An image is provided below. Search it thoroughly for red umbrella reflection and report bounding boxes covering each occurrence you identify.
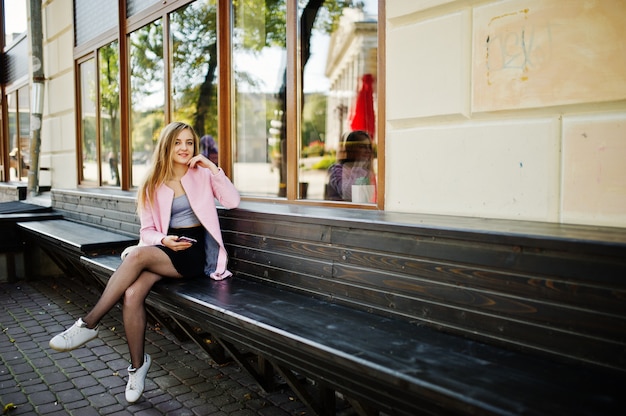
[349,74,376,139]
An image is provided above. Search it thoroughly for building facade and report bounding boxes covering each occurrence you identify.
[1,0,625,227]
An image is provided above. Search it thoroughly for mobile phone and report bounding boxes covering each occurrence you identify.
[177,236,197,244]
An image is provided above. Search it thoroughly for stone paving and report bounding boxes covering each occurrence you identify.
[0,274,308,416]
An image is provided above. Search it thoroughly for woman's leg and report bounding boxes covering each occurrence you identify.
[123,270,163,368]
[83,246,181,328]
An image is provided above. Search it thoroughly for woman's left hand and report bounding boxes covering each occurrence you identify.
[188,154,219,174]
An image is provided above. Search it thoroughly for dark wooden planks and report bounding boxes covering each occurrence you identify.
[142,276,626,416]
[72,200,626,415]
[220,205,626,373]
[18,219,137,255]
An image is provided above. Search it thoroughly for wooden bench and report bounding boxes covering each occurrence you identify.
[1,208,62,282]
[18,219,137,279]
[72,202,626,416]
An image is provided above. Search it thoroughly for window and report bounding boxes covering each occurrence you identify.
[79,58,97,183]
[78,42,122,187]
[3,0,27,47]
[232,0,287,197]
[232,0,379,203]
[300,2,379,203]
[73,0,381,206]
[129,19,164,187]
[6,86,30,181]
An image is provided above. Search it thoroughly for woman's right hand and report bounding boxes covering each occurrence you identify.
[161,235,193,251]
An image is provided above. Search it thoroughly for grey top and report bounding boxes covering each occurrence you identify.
[169,194,201,228]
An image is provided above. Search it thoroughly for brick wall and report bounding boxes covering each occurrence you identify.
[51,189,139,237]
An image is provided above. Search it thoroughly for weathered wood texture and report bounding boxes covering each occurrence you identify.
[80,253,626,416]
[219,203,626,373]
[18,219,137,278]
[25,191,626,415]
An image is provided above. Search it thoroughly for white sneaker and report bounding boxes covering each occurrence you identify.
[49,318,99,352]
[125,354,151,403]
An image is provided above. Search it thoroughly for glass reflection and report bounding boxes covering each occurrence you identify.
[233,0,287,197]
[171,0,218,157]
[130,20,164,187]
[7,93,16,180]
[79,59,97,184]
[3,0,27,46]
[7,87,31,181]
[7,90,29,182]
[299,1,378,202]
[99,41,121,186]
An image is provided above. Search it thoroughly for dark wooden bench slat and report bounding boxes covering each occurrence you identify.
[0,201,52,214]
[18,219,137,254]
[222,208,626,374]
[1,213,63,249]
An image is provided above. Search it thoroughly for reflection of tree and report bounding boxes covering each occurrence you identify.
[129,21,165,160]
[128,2,219,137]
[170,2,218,137]
[302,93,327,147]
[99,42,121,185]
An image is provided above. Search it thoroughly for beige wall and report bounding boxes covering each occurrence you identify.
[41,0,77,189]
[386,0,626,227]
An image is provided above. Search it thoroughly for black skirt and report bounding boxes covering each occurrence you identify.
[156,226,206,277]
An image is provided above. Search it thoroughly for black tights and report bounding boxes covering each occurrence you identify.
[82,246,182,368]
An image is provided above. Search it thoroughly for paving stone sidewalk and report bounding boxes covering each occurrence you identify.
[0,275,308,416]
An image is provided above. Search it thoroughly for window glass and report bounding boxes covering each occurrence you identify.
[79,58,98,184]
[170,0,218,160]
[127,0,161,17]
[300,0,378,203]
[74,0,118,47]
[99,41,121,186]
[232,0,287,198]
[130,20,164,187]
[8,86,31,181]
[7,92,18,180]
[3,0,27,46]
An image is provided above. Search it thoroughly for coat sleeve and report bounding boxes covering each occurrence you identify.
[139,194,168,246]
[210,168,240,209]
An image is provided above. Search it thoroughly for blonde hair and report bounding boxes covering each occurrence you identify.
[137,122,199,211]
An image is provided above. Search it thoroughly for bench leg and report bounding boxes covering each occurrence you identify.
[168,316,230,365]
[214,337,276,391]
[345,397,379,416]
[273,363,335,416]
[146,308,193,344]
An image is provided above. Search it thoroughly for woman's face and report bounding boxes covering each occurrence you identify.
[346,139,372,161]
[354,141,372,160]
[171,128,195,166]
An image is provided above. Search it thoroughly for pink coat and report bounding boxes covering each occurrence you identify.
[139,167,240,279]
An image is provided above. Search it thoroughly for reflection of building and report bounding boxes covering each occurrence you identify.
[236,93,278,163]
[325,7,377,152]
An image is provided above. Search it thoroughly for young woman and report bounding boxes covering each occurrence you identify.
[49,122,240,403]
[325,130,377,202]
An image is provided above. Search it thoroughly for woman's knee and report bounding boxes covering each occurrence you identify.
[123,273,159,307]
[124,246,151,265]
[123,285,146,308]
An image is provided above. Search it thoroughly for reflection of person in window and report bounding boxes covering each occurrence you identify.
[325,130,376,202]
[108,151,119,185]
[9,147,27,177]
[200,135,218,166]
